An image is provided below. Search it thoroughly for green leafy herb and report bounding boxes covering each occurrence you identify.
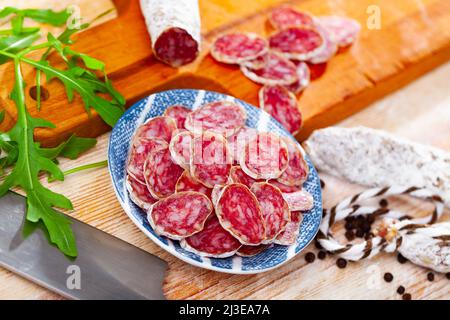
[48,160,108,183]
[0,8,124,257]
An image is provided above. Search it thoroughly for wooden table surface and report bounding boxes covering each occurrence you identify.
[0,58,448,300]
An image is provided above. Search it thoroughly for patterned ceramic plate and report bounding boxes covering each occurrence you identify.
[108,89,322,274]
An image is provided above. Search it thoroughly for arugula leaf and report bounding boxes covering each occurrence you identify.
[0,59,76,256]
[0,7,70,26]
[0,110,5,123]
[0,32,40,64]
[38,135,97,160]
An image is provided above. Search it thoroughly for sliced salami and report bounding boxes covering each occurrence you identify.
[229,166,262,189]
[274,211,303,245]
[240,132,289,180]
[315,16,360,47]
[269,6,315,30]
[127,137,168,184]
[308,24,338,64]
[227,126,258,164]
[240,53,267,69]
[126,175,157,210]
[269,27,325,61]
[148,191,213,240]
[191,132,232,188]
[185,101,246,137]
[236,244,270,257]
[164,105,191,129]
[268,180,302,193]
[169,130,193,170]
[285,61,310,94]
[259,85,302,135]
[180,215,241,258]
[135,116,177,142]
[251,182,290,243]
[139,0,201,67]
[282,189,314,211]
[216,183,265,245]
[241,51,298,86]
[144,145,184,198]
[211,185,224,207]
[211,33,268,64]
[278,138,309,186]
[176,170,212,198]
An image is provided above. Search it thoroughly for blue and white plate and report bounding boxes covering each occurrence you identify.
[108,89,322,274]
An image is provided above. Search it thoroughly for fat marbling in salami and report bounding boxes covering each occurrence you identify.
[164,105,191,129]
[211,33,268,64]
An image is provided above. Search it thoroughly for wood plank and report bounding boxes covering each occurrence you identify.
[0,60,449,300]
[0,0,449,146]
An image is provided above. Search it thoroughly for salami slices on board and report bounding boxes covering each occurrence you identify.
[148,191,213,240]
[191,132,233,188]
[259,85,302,135]
[269,27,325,61]
[139,0,201,67]
[126,175,157,210]
[169,130,193,170]
[181,215,242,258]
[315,16,360,47]
[269,6,315,30]
[240,132,289,180]
[185,101,246,137]
[127,137,168,184]
[251,182,290,242]
[211,33,268,64]
[164,105,191,129]
[277,138,309,186]
[216,183,265,245]
[285,61,310,94]
[135,116,177,142]
[308,23,338,64]
[241,51,298,86]
[144,145,184,198]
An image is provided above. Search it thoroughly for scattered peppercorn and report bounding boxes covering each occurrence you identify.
[345,230,355,241]
[305,252,316,263]
[427,272,435,282]
[446,273,450,280]
[384,272,394,282]
[402,293,412,300]
[318,251,326,260]
[379,199,388,207]
[397,253,407,264]
[336,258,347,269]
[320,179,325,189]
[314,240,323,250]
[355,229,365,238]
[397,286,405,295]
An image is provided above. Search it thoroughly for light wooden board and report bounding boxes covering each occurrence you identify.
[0,0,449,146]
[0,60,449,300]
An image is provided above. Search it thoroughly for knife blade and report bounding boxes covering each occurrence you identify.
[0,191,167,300]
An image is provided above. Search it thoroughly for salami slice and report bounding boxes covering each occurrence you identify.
[269,27,325,60]
[211,33,268,64]
[144,145,184,198]
[241,51,298,86]
[135,116,177,142]
[211,185,224,207]
[164,105,191,129]
[285,61,310,94]
[227,126,258,164]
[185,101,246,137]
[139,0,201,67]
[191,132,232,188]
[169,130,193,170]
[278,138,309,186]
[236,244,270,257]
[259,85,302,135]
[127,137,168,184]
[316,16,360,47]
[148,191,213,240]
[180,215,241,258]
[269,6,315,30]
[274,211,303,245]
[282,189,314,211]
[216,183,265,245]
[268,180,302,193]
[240,53,267,69]
[126,175,157,210]
[251,182,290,242]
[308,24,338,64]
[240,132,289,180]
[176,170,212,198]
[229,166,262,188]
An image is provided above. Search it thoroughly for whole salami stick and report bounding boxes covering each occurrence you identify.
[317,185,450,273]
[140,0,201,67]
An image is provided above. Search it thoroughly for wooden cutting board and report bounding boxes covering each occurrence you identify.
[0,0,449,147]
